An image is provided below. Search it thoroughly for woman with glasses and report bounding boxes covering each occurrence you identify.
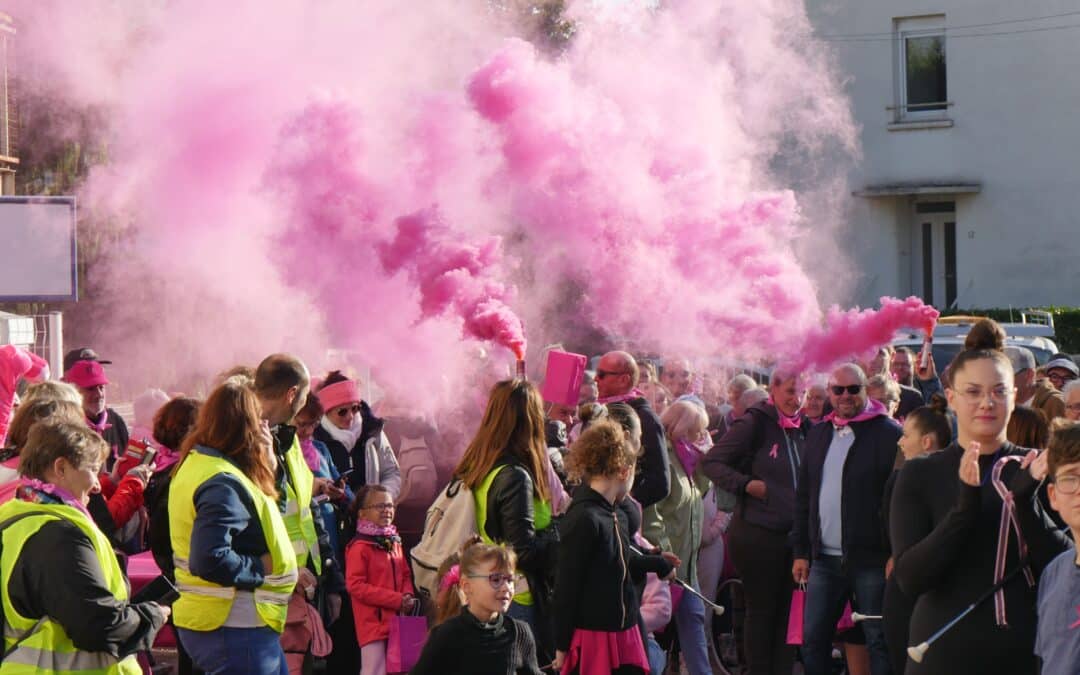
[1062,380,1080,422]
[889,319,1067,675]
[702,370,810,675]
[454,379,559,664]
[411,541,543,675]
[345,484,415,675]
[313,371,401,496]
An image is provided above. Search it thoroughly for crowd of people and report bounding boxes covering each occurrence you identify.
[0,320,1079,674]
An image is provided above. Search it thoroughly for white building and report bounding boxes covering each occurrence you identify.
[804,1,1080,309]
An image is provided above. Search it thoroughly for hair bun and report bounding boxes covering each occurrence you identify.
[927,392,949,415]
[963,319,1006,352]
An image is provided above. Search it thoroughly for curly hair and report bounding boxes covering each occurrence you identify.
[565,419,640,482]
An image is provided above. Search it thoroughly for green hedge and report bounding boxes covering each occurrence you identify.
[942,307,1080,354]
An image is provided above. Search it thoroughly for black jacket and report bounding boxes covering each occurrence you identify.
[313,401,383,492]
[483,455,559,661]
[410,609,543,675]
[626,397,670,509]
[792,414,901,567]
[8,519,165,658]
[703,402,810,534]
[553,486,673,652]
[99,409,130,472]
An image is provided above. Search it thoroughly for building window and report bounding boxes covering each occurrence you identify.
[895,16,948,121]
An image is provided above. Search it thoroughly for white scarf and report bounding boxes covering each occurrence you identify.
[320,414,363,450]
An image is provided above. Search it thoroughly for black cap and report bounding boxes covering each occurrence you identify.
[63,347,112,374]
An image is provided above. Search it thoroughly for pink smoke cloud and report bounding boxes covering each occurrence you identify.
[8,0,859,406]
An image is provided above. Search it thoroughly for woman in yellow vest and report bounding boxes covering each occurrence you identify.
[0,421,167,674]
[454,379,558,664]
[169,381,298,675]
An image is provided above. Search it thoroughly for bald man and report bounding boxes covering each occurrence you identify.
[596,350,670,508]
[791,364,900,675]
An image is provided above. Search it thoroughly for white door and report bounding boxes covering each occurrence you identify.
[911,201,957,309]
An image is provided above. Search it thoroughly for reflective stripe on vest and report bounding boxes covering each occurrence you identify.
[473,465,553,606]
[280,435,321,575]
[169,448,299,633]
[0,501,140,675]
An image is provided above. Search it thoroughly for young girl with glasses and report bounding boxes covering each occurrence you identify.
[345,484,416,675]
[411,540,543,674]
[553,419,676,675]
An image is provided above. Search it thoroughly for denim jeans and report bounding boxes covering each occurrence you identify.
[177,626,289,675]
[801,556,890,675]
[646,636,667,675]
[675,588,712,675]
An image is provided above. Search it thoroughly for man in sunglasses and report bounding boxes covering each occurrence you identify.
[595,351,670,508]
[791,363,901,675]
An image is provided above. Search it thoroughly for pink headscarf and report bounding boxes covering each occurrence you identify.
[316,380,361,413]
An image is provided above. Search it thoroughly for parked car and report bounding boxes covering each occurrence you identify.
[892,311,1059,373]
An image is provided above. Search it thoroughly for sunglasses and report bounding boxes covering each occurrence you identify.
[596,369,628,380]
[829,384,864,396]
[465,572,517,589]
[334,404,362,418]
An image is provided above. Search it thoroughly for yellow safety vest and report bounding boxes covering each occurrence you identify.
[0,499,140,674]
[279,434,321,575]
[474,465,552,606]
[169,448,298,633]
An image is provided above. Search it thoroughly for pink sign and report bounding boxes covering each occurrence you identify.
[541,350,587,407]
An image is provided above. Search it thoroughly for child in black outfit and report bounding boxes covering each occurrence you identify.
[410,541,542,675]
[553,419,677,675]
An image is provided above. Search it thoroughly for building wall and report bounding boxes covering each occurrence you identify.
[806,0,1080,308]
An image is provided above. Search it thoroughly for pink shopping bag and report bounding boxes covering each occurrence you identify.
[387,614,427,674]
[836,601,855,631]
[786,584,806,645]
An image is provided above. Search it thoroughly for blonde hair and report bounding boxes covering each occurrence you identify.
[22,381,82,406]
[7,399,85,450]
[659,400,708,443]
[867,374,901,410]
[454,380,551,502]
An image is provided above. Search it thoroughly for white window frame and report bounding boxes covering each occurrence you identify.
[894,16,949,123]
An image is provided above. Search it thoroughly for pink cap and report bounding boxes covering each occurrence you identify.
[316,380,361,412]
[64,360,110,388]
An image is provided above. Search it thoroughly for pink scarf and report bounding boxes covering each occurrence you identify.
[767,398,804,430]
[300,438,322,473]
[154,446,182,472]
[825,399,888,427]
[597,388,647,405]
[675,437,712,478]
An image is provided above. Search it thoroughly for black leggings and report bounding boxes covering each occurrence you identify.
[727,516,795,675]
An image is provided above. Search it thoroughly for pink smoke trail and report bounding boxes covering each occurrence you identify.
[791,296,940,374]
[377,210,526,360]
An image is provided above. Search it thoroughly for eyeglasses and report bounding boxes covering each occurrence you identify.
[363,503,395,511]
[596,369,629,380]
[334,405,362,418]
[829,384,863,396]
[465,572,517,589]
[1067,403,1080,413]
[956,386,1011,405]
[1054,474,1080,495]
[1048,372,1078,386]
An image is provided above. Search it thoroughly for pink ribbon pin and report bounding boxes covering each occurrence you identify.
[769,443,779,459]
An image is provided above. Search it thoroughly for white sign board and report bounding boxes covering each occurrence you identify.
[0,197,77,301]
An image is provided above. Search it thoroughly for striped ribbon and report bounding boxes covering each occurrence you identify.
[989,455,1036,627]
